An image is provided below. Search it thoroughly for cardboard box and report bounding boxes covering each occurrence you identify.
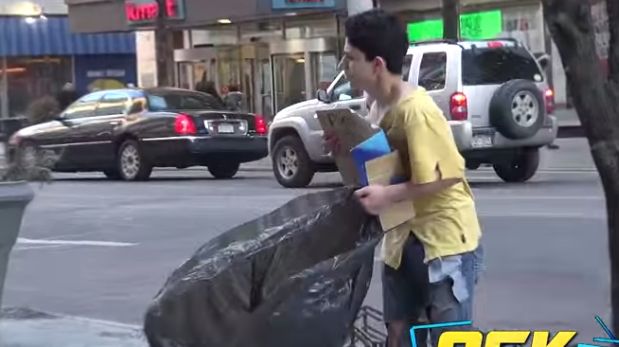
[317,108,414,231]
[316,108,377,186]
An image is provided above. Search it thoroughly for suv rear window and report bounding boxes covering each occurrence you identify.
[462,46,542,85]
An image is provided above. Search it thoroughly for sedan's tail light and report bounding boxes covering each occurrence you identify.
[174,114,197,135]
[254,114,267,135]
[450,92,468,121]
[544,88,555,115]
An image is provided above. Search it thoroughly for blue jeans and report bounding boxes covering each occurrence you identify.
[427,246,484,345]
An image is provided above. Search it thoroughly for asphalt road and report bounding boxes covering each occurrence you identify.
[3,138,610,343]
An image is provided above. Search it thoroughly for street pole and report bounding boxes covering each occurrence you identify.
[154,0,174,87]
[1,55,8,119]
[442,0,460,40]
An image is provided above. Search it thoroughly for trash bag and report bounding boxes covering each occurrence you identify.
[144,187,382,347]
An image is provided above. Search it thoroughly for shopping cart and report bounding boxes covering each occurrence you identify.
[346,306,387,347]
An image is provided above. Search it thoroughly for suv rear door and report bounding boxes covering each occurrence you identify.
[409,44,461,119]
[460,41,546,128]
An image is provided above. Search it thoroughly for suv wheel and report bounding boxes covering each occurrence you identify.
[208,162,240,179]
[489,79,545,140]
[272,135,315,188]
[493,148,540,183]
[118,140,152,181]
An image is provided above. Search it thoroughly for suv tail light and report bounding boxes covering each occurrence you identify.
[174,113,197,135]
[544,88,555,115]
[450,92,468,121]
[254,114,268,135]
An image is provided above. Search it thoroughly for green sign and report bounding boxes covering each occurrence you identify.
[407,10,503,42]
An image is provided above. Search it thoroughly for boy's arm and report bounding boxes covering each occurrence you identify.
[355,172,460,215]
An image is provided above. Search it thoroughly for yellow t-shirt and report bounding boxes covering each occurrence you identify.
[380,87,482,268]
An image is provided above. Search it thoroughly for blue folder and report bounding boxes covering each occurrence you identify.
[350,130,392,187]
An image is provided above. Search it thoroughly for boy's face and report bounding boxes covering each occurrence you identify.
[341,39,379,92]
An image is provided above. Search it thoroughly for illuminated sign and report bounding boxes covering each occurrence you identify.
[125,0,185,25]
[272,0,335,10]
[407,10,503,42]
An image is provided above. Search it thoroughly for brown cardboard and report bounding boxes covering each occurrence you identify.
[364,151,415,231]
[316,108,377,186]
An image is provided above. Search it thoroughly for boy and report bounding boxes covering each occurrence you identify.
[325,9,483,347]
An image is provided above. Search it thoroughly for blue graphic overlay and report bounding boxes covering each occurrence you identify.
[409,320,472,347]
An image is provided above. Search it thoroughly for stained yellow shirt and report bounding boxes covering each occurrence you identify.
[380,87,482,268]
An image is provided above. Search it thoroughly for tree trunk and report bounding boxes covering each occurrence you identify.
[154,0,175,87]
[442,0,459,40]
[542,0,619,335]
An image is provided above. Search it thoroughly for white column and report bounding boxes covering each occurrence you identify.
[136,31,158,88]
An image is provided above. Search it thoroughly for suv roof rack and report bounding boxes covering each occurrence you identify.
[464,37,521,46]
[410,39,459,46]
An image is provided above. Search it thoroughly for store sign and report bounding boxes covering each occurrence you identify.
[125,0,185,25]
[407,10,503,42]
[87,70,127,78]
[272,0,335,10]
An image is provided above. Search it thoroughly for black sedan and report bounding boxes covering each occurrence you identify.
[8,88,269,181]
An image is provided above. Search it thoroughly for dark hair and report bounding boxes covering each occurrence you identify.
[345,9,409,75]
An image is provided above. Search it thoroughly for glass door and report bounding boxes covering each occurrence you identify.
[272,53,307,114]
[309,51,338,94]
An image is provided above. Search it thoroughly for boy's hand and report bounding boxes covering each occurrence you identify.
[322,130,342,155]
[355,185,391,216]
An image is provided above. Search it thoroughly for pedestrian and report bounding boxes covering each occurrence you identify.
[325,9,483,347]
[196,80,225,108]
[56,82,79,110]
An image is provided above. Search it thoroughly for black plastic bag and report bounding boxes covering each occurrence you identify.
[144,187,382,347]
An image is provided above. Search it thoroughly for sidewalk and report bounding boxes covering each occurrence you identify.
[0,307,147,347]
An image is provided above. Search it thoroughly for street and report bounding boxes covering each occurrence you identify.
[2,138,610,343]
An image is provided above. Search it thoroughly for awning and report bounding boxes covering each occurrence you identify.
[0,16,136,57]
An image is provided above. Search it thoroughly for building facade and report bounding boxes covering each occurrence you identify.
[379,0,610,109]
[65,0,608,115]
[0,0,137,118]
[65,0,374,118]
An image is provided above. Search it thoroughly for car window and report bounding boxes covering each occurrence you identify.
[402,54,413,81]
[418,52,447,91]
[96,92,131,116]
[147,91,225,111]
[462,46,543,85]
[63,91,105,119]
[330,75,363,102]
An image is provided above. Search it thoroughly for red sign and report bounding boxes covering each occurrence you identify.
[125,0,185,24]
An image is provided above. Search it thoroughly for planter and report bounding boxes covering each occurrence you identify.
[0,181,34,308]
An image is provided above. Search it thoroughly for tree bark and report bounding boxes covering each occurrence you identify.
[442,0,459,40]
[543,0,619,336]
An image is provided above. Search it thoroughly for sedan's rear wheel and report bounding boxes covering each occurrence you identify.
[117,140,152,181]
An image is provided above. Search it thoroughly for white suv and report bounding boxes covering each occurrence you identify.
[268,39,558,188]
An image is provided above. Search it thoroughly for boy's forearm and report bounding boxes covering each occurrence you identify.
[384,178,462,203]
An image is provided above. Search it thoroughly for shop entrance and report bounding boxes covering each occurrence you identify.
[174,44,273,117]
[269,38,339,114]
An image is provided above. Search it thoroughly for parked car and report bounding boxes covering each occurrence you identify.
[268,38,557,188]
[8,88,269,181]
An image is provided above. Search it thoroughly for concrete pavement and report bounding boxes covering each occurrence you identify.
[0,135,605,346]
[1,308,146,347]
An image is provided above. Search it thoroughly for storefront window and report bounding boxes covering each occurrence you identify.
[240,21,283,44]
[192,26,238,46]
[6,56,73,117]
[285,16,337,39]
